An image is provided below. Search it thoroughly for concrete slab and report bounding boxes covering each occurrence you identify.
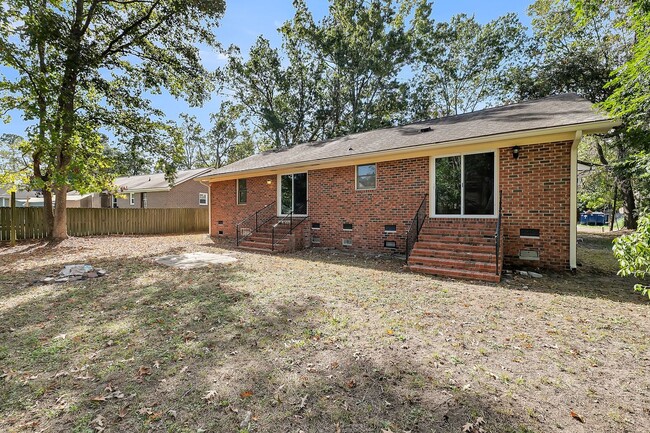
[154,252,238,269]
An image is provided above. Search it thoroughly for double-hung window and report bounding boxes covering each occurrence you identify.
[433,152,495,216]
[356,164,376,190]
[199,192,208,205]
[237,179,247,204]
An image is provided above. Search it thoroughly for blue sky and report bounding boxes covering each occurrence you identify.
[1,0,532,141]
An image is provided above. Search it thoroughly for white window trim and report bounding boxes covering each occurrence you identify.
[355,163,377,190]
[199,192,208,206]
[129,193,135,206]
[429,150,499,219]
[237,179,247,205]
[276,172,308,216]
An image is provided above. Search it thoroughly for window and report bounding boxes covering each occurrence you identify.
[311,222,321,229]
[356,164,376,190]
[112,195,118,208]
[199,193,208,206]
[384,224,397,232]
[130,193,135,206]
[343,223,353,231]
[141,192,148,208]
[434,152,495,216]
[384,240,397,249]
[237,179,247,204]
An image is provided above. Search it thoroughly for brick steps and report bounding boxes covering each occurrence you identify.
[413,241,495,254]
[410,248,494,262]
[409,264,501,283]
[408,218,501,282]
[418,234,494,245]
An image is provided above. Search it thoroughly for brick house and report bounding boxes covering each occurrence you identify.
[100,168,211,209]
[196,94,618,281]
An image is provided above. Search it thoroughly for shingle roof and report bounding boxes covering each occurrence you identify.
[115,168,212,192]
[199,94,614,179]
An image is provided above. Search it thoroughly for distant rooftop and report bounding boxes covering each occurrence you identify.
[115,168,212,192]
[198,93,615,179]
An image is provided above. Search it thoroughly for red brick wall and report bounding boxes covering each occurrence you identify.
[210,143,574,271]
[499,141,573,270]
[308,157,429,252]
[211,175,276,237]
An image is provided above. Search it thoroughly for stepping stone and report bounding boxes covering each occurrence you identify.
[154,252,238,269]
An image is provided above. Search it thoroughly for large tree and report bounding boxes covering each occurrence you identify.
[409,9,526,119]
[506,0,644,229]
[0,0,226,239]
[226,0,415,148]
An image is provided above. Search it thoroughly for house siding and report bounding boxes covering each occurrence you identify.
[112,180,208,209]
[209,139,574,272]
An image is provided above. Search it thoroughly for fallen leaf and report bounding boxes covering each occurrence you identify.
[346,379,357,389]
[203,389,218,402]
[137,366,151,377]
[90,395,106,402]
[240,390,254,399]
[118,405,129,418]
[570,410,585,423]
[386,329,394,335]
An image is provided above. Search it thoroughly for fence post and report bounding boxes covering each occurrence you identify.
[10,191,16,246]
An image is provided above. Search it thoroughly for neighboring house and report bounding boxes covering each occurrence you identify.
[0,188,91,208]
[197,94,618,282]
[102,168,211,209]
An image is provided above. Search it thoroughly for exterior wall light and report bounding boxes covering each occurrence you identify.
[513,146,520,159]
[266,179,272,185]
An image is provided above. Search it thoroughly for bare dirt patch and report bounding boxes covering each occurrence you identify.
[0,233,648,432]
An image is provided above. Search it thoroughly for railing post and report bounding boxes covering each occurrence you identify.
[272,226,275,251]
[236,223,239,246]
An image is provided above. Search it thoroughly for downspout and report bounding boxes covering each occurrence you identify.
[199,180,212,237]
[570,130,582,271]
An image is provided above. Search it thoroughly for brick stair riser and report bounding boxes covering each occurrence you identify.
[239,241,286,252]
[418,234,494,245]
[408,265,501,282]
[410,249,495,262]
[419,229,496,237]
[412,242,495,254]
[408,256,495,272]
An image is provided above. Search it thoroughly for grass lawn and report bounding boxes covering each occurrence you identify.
[1,232,648,433]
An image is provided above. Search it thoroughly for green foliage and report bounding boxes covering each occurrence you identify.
[573,0,650,127]
[613,214,650,298]
[178,102,254,169]
[410,10,526,118]
[225,0,415,148]
[0,0,226,237]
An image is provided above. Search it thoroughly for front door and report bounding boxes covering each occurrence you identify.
[279,173,307,215]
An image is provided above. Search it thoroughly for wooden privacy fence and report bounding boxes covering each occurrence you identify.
[0,207,209,241]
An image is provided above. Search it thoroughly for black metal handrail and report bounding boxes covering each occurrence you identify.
[271,203,309,251]
[405,194,428,260]
[236,201,276,246]
[495,190,503,275]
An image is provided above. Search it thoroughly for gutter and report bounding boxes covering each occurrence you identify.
[197,119,620,183]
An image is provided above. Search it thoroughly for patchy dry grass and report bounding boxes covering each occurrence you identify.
[0,232,648,433]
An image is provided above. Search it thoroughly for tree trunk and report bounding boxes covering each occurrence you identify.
[42,188,55,236]
[617,175,637,229]
[614,141,638,230]
[52,186,69,240]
